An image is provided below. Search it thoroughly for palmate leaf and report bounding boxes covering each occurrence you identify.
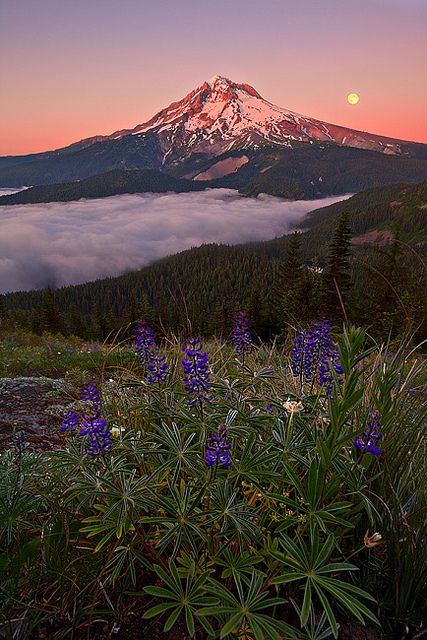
[143,560,217,637]
[271,530,378,637]
[198,572,295,640]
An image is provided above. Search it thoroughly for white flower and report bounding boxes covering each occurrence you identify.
[364,531,382,548]
[111,426,125,437]
[283,398,304,414]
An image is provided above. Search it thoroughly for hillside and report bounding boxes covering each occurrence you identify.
[2,180,425,343]
[0,168,208,205]
[1,145,427,204]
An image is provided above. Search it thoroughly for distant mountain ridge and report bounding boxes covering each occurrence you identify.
[2,145,427,205]
[1,75,426,190]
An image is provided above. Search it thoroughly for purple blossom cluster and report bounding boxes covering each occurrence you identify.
[60,382,112,459]
[231,312,254,357]
[80,414,112,458]
[134,320,168,383]
[182,337,211,406]
[354,410,383,456]
[205,424,232,468]
[12,430,27,457]
[292,320,343,397]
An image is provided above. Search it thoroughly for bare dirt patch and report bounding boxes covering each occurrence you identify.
[352,229,393,246]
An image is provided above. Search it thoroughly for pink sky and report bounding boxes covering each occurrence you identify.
[1,0,426,155]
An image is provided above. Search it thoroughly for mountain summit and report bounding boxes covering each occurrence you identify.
[1,75,426,190]
[107,75,402,159]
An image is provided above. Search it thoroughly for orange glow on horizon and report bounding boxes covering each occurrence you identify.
[1,0,426,155]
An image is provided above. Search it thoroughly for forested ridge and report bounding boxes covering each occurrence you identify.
[1,180,426,342]
[2,143,427,201]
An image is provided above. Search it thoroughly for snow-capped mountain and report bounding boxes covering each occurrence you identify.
[106,75,402,159]
[1,75,426,191]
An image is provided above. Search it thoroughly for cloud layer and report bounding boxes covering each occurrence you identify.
[0,189,349,294]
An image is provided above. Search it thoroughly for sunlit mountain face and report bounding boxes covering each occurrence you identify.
[1,75,426,190]
[107,74,403,161]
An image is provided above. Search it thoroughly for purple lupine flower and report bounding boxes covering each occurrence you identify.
[182,337,211,406]
[134,320,156,367]
[292,320,343,398]
[60,409,80,433]
[12,430,27,456]
[231,312,254,356]
[205,424,232,468]
[134,319,168,384]
[147,352,169,383]
[81,383,102,415]
[80,415,112,458]
[61,382,112,460]
[354,410,383,456]
[266,404,273,412]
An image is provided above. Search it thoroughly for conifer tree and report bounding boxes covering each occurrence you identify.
[66,303,87,338]
[0,296,6,329]
[275,232,303,330]
[323,212,353,321]
[41,288,64,334]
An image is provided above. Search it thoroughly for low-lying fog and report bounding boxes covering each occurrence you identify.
[0,189,350,294]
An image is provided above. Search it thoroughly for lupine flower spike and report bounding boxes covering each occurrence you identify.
[134,320,156,367]
[231,312,254,364]
[61,382,112,459]
[354,410,383,456]
[134,319,168,383]
[182,337,211,406]
[292,319,343,398]
[60,410,80,433]
[205,424,232,468]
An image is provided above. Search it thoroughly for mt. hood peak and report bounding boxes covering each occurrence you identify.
[107,75,403,160]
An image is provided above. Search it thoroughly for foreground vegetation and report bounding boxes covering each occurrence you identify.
[0,322,425,639]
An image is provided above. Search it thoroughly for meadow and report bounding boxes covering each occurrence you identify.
[0,319,425,639]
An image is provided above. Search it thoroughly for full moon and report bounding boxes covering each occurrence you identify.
[347,93,360,105]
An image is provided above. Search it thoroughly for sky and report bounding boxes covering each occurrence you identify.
[0,191,348,293]
[1,0,426,155]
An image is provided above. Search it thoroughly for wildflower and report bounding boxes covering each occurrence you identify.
[283,398,304,413]
[354,410,383,456]
[292,319,343,397]
[111,426,125,437]
[231,311,254,357]
[60,382,112,460]
[205,424,232,468]
[364,531,382,548]
[147,352,169,383]
[12,430,27,456]
[266,404,273,412]
[81,382,102,415]
[60,409,80,433]
[134,319,168,383]
[182,337,211,406]
[80,415,112,458]
[134,320,156,367]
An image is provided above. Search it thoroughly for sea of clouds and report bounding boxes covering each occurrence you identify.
[0,189,350,294]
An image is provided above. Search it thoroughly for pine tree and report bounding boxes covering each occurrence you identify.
[323,212,353,321]
[275,232,303,330]
[66,304,87,338]
[41,288,64,334]
[0,296,6,329]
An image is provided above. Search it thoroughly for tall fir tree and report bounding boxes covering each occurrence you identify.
[322,212,353,321]
[65,303,87,338]
[40,288,64,334]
